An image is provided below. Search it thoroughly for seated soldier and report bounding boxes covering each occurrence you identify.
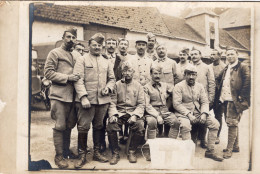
[144,65,181,160]
[173,64,224,162]
[106,61,145,165]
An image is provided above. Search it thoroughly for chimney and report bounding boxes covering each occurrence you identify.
[185,8,219,49]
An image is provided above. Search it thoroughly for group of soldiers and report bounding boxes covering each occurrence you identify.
[44,27,250,169]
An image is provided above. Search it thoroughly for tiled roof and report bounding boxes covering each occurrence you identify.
[161,14,205,43]
[225,27,250,50]
[33,3,170,37]
[219,8,251,28]
[185,8,217,18]
[219,28,248,50]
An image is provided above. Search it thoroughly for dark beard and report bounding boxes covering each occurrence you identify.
[65,42,74,51]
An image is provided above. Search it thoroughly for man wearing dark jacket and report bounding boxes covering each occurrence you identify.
[215,47,250,159]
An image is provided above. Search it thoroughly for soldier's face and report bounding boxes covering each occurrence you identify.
[118,40,129,53]
[185,71,197,86]
[147,38,156,49]
[106,40,117,54]
[190,50,201,63]
[210,50,220,62]
[156,46,167,58]
[89,40,102,56]
[151,69,161,83]
[136,42,147,55]
[179,52,188,63]
[63,32,76,49]
[122,68,134,80]
[226,50,238,64]
[75,45,84,56]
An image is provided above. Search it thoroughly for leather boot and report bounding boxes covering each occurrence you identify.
[205,149,224,162]
[100,129,107,153]
[198,125,207,149]
[128,133,143,163]
[74,132,88,169]
[157,124,163,137]
[108,131,120,165]
[63,129,78,159]
[93,130,108,163]
[191,124,199,143]
[128,150,137,163]
[223,126,238,159]
[164,124,171,137]
[53,129,68,169]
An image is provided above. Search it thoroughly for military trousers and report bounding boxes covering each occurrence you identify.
[74,102,109,133]
[50,99,77,131]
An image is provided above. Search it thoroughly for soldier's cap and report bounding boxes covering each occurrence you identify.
[180,47,190,55]
[121,61,134,71]
[64,27,77,38]
[146,32,156,40]
[90,33,105,44]
[184,64,197,73]
[136,39,147,44]
[155,44,166,50]
[190,46,201,54]
[150,64,163,73]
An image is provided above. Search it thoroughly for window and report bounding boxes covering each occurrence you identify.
[210,39,215,49]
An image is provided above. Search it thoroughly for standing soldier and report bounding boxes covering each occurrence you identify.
[152,44,179,135]
[44,27,79,169]
[132,39,153,81]
[216,47,250,159]
[144,65,180,160]
[104,37,117,66]
[107,61,145,164]
[210,49,226,144]
[173,64,223,162]
[177,48,191,83]
[190,47,215,148]
[73,33,115,168]
[146,32,158,61]
[99,37,118,153]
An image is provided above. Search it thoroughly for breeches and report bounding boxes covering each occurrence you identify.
[50,99,77,131]
[106,114,145,136]
[74,102,109,133]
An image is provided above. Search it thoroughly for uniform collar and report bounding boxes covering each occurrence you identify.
[152,81,161,88]
[229,59,239,69]
[147,49,155,54]
[157,56,166,62]
[192,59,202,66]
[106,51,116,59]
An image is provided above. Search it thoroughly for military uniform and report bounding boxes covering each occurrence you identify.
[144,81,180,139]
[177,61,191,83]
[173,80,220,151]
[146,49,158,61]
[44,41,78,168]
[132,54,153,82]
[73,33,115,168]
[191,59,215,145]
[107,79,145,163]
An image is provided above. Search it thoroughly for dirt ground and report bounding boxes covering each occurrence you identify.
[30,104,251,172]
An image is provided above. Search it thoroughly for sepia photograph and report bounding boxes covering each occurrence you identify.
[0,1,254,173]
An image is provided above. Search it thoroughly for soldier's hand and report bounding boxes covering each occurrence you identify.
[128,115,137,124]
[68,74,80,82]
[188,113,196,124]
[109,115,118,123]
[101,87,109,96]
[199,113,207,124]
[81,96,91,108]
[157,116,164,125]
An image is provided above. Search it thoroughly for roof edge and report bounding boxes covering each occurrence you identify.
[225,30,249,50]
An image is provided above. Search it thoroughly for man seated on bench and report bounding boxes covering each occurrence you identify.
[172,64,223,162]
[144,65,181,161]
[106,61,145,165]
